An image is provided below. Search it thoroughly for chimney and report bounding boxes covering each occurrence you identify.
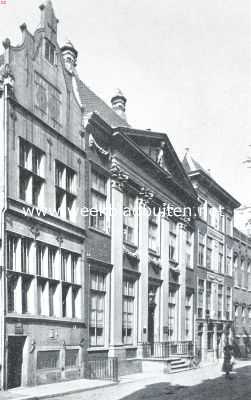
[61,40,78,74]
[111,89,127,120]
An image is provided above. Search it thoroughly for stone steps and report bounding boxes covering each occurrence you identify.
[166,358,192,374]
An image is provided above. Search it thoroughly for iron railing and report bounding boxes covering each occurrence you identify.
[141,341,193,359]
[84,357,119,381]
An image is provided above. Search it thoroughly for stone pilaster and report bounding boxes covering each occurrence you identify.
[213,324,217,360]
[160,217,169,341]
[137,196,150,346]
[110,159,128,355]
[178,223,187,341]
[201,322,207,362]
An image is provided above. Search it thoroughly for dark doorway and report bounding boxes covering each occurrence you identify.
[197,332,203,361]
[148,303,155,344]
[7,336,26,389]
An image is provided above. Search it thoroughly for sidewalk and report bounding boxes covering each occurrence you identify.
[1,360,251,400]
[0,378,117,400]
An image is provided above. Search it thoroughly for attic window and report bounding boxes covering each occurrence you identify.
[45,38,56,65]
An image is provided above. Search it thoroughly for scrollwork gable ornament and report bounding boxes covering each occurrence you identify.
[89,133,110,158]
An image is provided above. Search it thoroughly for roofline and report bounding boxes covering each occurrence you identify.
[188,169,241,209]
[113,130,198,204]
[121,126,167,139]
[119,126,199,200]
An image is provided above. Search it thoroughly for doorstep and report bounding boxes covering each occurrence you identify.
[0,378,117,400]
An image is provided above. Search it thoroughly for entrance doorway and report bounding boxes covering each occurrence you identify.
[7,336,26,389]
[148,303,155,344]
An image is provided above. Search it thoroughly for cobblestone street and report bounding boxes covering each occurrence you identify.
[48,361,251,400]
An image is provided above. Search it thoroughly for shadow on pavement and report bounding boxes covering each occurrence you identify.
[120,365,251,400]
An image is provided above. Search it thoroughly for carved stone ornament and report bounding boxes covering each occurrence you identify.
[110,158,128,191]
[138,187,154,205]
[149,255,162,273]
[30,225,40,239]
[123,245,140,261]
[29,339,36,353]
[157,141,165,167]
[89,133,109,157]
[0,63,15,98]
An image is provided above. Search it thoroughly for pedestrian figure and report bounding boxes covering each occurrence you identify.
[222,344,234,379]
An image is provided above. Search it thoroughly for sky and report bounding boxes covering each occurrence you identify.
[1,0,251,209]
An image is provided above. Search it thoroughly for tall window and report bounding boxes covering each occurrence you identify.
[55,161,76,221]
[148,212,159,252]
[207,323,214,350]
[197,279,204,318]
[71,255,78,284]
[198,232,205,267]
[49,283,56,317]
[225,287,231,320]
[62,285,69,317]
[219,208,224,232]
[60,251,80,318]
[61,251,69,282]
[226,247,232,275]
[21,238,31,273]
[226,217,232,236]
[207,204,213,226]
[233,254,238,286]
[169,221,177,262]
[185,294,193,340]
[241,306,246,323]
[122,280,135,344]
[168,290,176,339]
[7,236,18,271]
[48,247,56,279]
[248,261,251,291]
[22,278,31,314]
[185,231,193,268]
[90,170,107,232]
[206,281,212,317]
[241,259,245,289]
[37,279,47,316]
[45,38,56,65]
[218,243,224,274]
[198,198,205,220]
[8,277,17,313]
[36,243,45,276]
[89,272,106,346]
[123,193,135,244]
[206,237,213,269]
[19,139,45,206]
[234,304,239,323]
[218,284,223,320]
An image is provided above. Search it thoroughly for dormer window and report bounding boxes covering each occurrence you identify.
[45,38,56,65]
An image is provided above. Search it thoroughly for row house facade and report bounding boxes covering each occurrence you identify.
[85,120,198,370]
[0,0,248,391]
[0,1,88,389]
[183,151,241,363]
[233,227,251,356]
[0,0,198,389]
